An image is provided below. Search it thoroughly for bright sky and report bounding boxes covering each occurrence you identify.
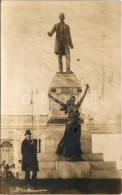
[1,1,121,118]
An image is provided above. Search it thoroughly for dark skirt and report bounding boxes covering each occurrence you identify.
[56,120,82,161]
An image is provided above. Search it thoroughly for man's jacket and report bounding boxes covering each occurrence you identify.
[21,139,39,171]
[49,22,73,55]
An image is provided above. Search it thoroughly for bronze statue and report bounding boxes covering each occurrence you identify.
[48,84,89,161]
[48,13,74,74]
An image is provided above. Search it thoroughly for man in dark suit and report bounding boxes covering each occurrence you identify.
[48,13,74,73]
[21,130,39,180]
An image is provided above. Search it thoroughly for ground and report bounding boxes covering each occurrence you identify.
[0,179,122,194]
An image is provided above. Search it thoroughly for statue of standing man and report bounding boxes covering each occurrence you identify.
[48,13,74,74]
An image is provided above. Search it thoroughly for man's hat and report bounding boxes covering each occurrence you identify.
[25,130,32,135]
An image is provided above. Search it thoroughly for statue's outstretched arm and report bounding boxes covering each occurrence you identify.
[48,24,56,37]
[76,84,89,108]
[48,93,66,108]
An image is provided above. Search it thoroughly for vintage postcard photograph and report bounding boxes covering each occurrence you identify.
[1,0,122,194]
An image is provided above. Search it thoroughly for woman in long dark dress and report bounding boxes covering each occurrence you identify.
[48,84,89,161]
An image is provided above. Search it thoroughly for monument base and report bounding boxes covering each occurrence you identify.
[16,72,121,180]
[18,159,121,179]
[17,124,121,179]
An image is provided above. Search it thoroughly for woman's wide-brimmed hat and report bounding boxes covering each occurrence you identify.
[25,130,32,135]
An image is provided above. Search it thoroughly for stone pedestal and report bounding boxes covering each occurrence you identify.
[48,73,82,120]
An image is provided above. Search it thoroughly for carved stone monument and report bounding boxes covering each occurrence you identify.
[18,14,121,179]
[37,13,122,178]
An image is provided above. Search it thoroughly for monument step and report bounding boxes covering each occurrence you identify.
[38,161,116,171]
[90,161,116,170]
[91,170,121,179]
[37,170,58,179]
[57,161,91,179]
[37,152,104,162]
[17,161,120,179]
[82,153,103,161]
[38,161,56,170]
[17,170,121,180]
[17,170,58,179]
[37,153,72,161]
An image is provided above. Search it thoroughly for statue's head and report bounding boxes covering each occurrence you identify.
[59,13,65,21]
[67,95,76,106]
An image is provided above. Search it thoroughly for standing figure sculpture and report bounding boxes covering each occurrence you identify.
[48,84,89,161]
[48,13,74,73]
